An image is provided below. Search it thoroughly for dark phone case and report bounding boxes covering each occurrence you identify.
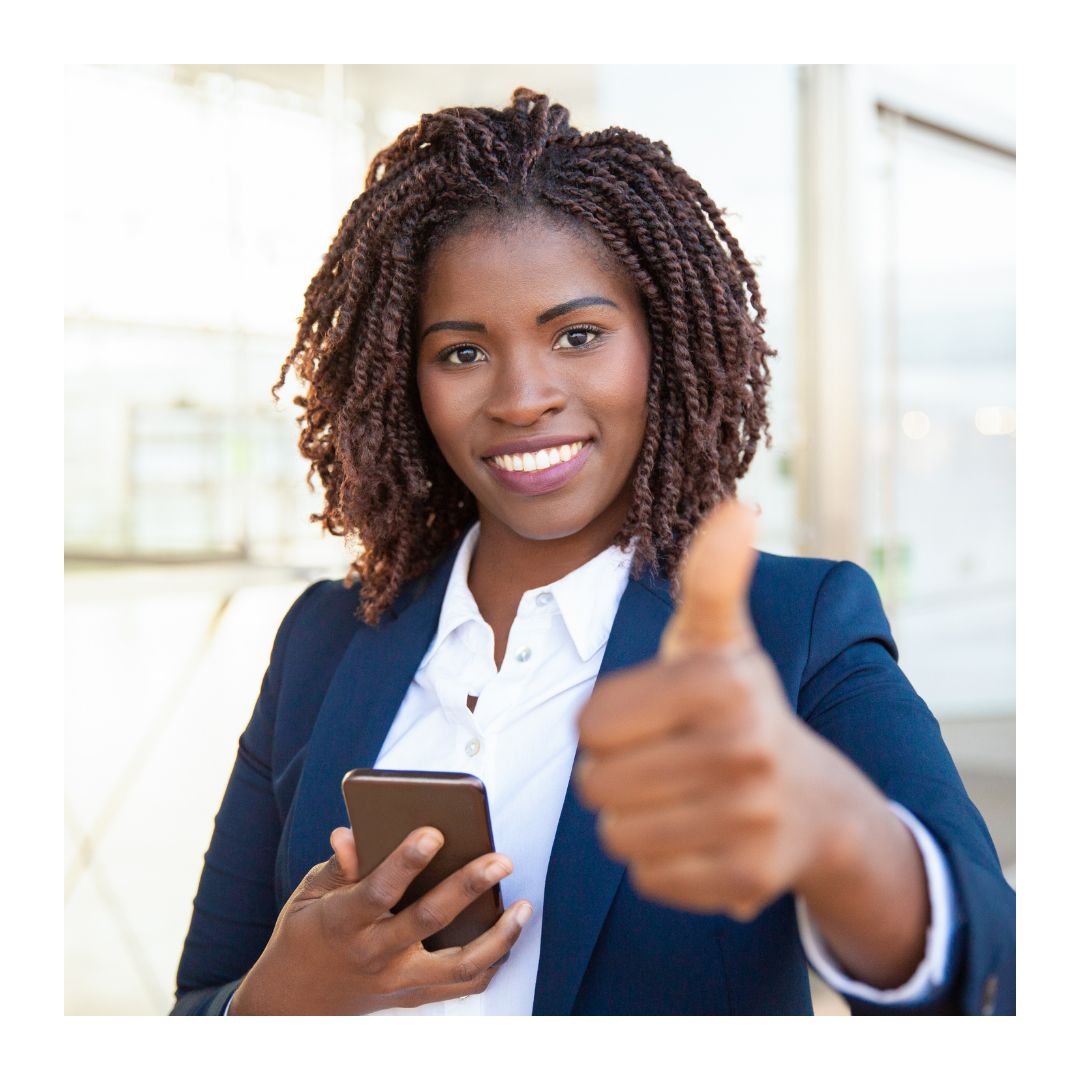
[341,768,503,951]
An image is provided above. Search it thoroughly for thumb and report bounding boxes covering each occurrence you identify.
[297,827,361,901]
[659,499,759,660]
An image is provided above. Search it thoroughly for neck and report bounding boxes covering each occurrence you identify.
[466,511,626,625]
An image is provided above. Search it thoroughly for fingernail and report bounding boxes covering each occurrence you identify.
[415,831,440,856]
[485,858,510,882]
[514,903,533,927]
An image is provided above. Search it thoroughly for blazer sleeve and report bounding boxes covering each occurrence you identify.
[795,560,1015,1016]
[170,580,323,1015]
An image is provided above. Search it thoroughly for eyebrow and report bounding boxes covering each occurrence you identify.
[420,295,620,341]
[536,295,621,325]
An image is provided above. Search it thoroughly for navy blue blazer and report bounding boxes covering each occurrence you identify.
[172,532,1015,1015]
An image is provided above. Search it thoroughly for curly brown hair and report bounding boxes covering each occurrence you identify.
[272,87,774,626]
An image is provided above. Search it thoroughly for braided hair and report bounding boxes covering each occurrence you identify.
[272,87,774,626]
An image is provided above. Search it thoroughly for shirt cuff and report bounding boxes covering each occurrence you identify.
[223,990,235,1015]
[795,800,955,1005]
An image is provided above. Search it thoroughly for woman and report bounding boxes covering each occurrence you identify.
[172,88,1014,1015]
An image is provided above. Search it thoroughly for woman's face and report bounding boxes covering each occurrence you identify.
[415,217,652,548]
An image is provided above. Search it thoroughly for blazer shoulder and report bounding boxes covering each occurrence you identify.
[268,578,367,686]
[747,552,892,697]
[273,563,451,677]
[278,577,366,662]
[749,549,851,628]
[633,549,862,645]
[752,550,884,616]
[753,548,843,589]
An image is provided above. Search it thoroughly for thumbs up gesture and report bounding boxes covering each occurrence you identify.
[575,500,871,920]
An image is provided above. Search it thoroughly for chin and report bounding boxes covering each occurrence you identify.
[486,473,635,538]
[482,503,594,543]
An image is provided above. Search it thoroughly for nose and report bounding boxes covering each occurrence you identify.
[482,350,569,427]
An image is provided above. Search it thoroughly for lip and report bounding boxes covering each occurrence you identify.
[483,440,594,497]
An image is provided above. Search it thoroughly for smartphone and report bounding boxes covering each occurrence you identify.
[341,768,504,951]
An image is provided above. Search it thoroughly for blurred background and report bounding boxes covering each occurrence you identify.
[64,64,1015,1015]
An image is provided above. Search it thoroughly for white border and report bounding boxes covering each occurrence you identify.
[26,0,1069,1072]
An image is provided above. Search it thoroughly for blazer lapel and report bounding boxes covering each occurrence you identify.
[285,534,465,890]
[531,568,675,1015]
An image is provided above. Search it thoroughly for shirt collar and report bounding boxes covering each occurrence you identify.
[416,520,486,671]
[541,535,636,663]
[417,519,637,671]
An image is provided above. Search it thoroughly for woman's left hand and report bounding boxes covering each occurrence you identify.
[574,501,887,921]
[575,639,882,920]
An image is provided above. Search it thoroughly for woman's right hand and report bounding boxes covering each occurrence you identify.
[228,826,532,1014]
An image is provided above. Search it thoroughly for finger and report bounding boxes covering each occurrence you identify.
[390,907,529,1007]
[659,499,759,661]
[375,853,514,956]
[391,974,500,1009]
[329,827,361,882]
[296,831,366,902]
[426,901,534,988]
[577,648,760,755]
[346,827,447,923]
[575,721,768,812]
[596,787,776,863]
[629,849,776,920]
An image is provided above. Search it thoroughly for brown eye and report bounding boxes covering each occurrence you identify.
[442,344,484,366]
[555,325,602,350]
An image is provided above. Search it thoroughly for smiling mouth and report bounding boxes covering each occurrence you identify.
[484,440,588,474]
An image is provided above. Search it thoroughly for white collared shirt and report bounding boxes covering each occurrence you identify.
[363,520,955,1014]
[369,520,636,1014]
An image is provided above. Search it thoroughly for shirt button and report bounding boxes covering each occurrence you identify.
[515,646,532,662]
[980,974,999,1015]
[465,737,481,757]
[536,592,553,606]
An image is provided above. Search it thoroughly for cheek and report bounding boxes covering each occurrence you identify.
[417,372,463,447]
[611,350,651,436]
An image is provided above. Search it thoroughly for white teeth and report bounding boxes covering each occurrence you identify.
[490,441,585,473]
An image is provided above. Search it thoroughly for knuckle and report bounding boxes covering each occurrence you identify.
[577,686,615,744]
[728,721,772,764]
[464,864,499,898]
[453,958,480,985]
[305,859,329,885]
[362,874,400,912]
[574,763,601,806]
[412,900,446,935]
[395,988,426,1009]
[700,731,732,770]
[747,742,777,775]
[576,701,599,742]
[628,860,655,895]
[728,900,761,922]
[298,859,331,897]
[741,800,780,836]
[596,814,624,856]
[726,861,775,909]
[724,864,759,903]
